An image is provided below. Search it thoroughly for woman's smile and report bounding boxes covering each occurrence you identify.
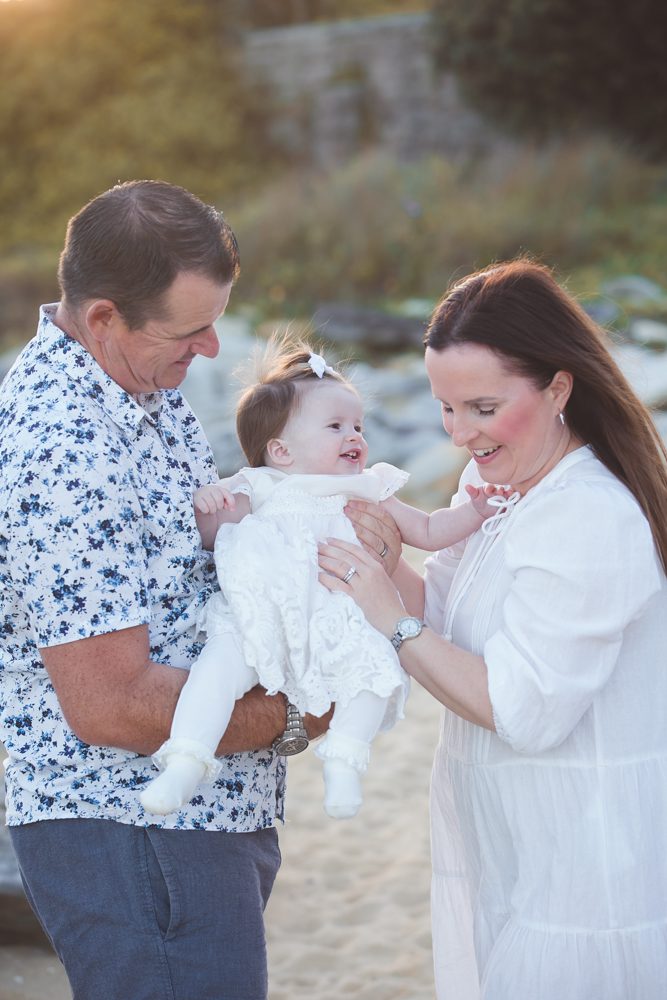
[472,445,502,463]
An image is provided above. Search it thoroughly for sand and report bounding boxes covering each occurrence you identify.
[265,681,438,1000]
[0,680,440,999]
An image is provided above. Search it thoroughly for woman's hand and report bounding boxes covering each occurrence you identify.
[318,536,405,639]
[320,539,494,730]
[344,499,402,574]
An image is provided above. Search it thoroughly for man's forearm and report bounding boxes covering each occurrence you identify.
[220,688,332,755]
[41,624,330,758]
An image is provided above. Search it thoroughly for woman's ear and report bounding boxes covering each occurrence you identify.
[550,370,573,413]
[265,438,293,469]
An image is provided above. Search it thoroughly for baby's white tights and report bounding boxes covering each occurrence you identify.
[315,689,388,820]
[139,632,256,815]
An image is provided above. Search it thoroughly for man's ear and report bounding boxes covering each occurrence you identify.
[84,300,123,343]
[265,438,293,469]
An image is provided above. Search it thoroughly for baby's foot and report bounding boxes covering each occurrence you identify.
[322,759,363,820]
[139,755,207,815]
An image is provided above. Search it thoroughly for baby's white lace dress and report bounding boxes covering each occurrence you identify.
[199,463,410,725]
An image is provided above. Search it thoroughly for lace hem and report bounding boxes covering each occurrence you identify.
[372,461,411,501]
[152,737,221,781]
[314,731,371,772]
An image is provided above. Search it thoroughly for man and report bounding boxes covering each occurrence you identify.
[0,180,336,1000]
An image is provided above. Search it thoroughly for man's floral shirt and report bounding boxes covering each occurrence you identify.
[0,305,284,830]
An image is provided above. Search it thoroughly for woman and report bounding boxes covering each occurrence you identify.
[319,260,667,999]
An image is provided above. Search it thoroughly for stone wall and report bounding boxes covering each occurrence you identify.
[242,14,501,167]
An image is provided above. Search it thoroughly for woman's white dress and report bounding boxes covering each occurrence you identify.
[200,462,409,724]
[425,447,667,1000]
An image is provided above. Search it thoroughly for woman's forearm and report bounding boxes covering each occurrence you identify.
[397,628,495,730]
[391,557,425,617]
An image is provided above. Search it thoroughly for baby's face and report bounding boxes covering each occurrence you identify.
[278,381,368,476]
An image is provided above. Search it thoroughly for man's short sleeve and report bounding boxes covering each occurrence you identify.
[7,443,150,647]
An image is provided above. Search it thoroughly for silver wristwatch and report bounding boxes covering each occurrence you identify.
[271,700,309,756]
[390,616,424,651]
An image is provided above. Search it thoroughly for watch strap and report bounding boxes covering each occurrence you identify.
[390,616,424,651]
[271,700,309,756]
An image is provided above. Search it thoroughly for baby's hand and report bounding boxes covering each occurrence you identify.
[464,483,516,520]
[194,484,237,516]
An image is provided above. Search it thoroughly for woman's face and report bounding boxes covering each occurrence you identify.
[425,343,574,493]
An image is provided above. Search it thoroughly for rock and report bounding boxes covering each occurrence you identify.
[311,303,426,352]
[394,298,435,320]
[612,344,667,409]
[0,346,20,383]
[0,762,50,947]
[628,318,667,349]
[601,276,667,310]
[400,438,466,508]
[0,827,48,946]
[580,298,622,328]
[651,410,667,440]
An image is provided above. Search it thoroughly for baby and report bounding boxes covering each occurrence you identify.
[140,339,511,819]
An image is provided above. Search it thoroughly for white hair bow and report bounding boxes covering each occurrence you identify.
[307,352,336,378]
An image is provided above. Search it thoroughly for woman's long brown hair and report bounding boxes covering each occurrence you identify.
[425,259,667,571]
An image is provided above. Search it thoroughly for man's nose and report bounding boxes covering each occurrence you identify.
[192,326,220,359]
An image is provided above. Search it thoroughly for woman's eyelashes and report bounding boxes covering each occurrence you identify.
[441,403,496,417]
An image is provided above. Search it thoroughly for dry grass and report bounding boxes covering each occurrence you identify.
[231,137,667,315]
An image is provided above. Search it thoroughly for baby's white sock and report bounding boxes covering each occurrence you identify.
[322,759,363,820]
[139,755,207,815]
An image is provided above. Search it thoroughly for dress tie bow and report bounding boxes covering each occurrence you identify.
[481,491,521,536]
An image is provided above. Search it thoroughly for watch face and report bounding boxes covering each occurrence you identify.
[276,735,309,756]
[399,617,422,639]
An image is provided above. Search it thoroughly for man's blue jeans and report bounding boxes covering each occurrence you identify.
[10,817,281,1000]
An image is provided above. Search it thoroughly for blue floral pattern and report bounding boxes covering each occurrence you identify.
[0,305,284,831]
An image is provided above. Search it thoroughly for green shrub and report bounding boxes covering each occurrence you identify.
[431,0,667,160]
[230,139,667,317]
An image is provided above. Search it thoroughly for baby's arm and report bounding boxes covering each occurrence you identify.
[194,479,251,551]
[383,485,514,552]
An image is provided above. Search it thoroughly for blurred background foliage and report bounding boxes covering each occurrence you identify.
[431,0,667,160]
[232,143,667,313]
[0,0,665,346]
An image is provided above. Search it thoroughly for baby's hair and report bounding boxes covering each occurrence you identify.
[236,333,354,467]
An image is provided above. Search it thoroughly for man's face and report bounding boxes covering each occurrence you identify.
[105,272,232,395]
